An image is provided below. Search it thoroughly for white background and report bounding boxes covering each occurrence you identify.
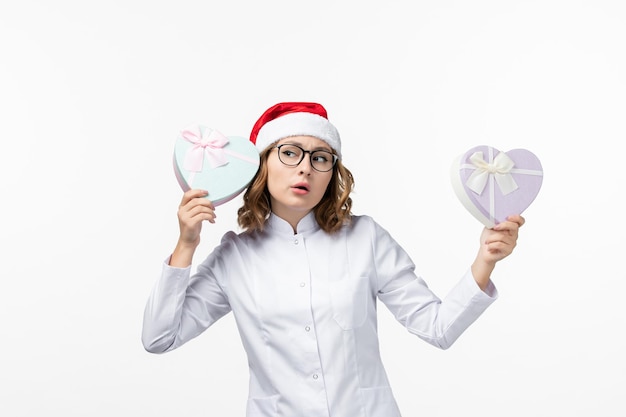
[1,1,624,416]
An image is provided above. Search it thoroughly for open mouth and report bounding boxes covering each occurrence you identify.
[292,183,310,192]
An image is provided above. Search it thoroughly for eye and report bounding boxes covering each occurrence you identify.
[280,146,301,159]
[312,154,329,163]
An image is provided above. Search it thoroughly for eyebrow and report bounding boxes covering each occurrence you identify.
[282,140,333,153]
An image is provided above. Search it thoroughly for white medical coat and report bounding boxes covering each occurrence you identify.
[142,213,497,416]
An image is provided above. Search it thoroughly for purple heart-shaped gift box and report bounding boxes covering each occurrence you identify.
[451,145,543,228]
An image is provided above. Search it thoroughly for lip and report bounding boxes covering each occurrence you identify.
[291,182,310,193]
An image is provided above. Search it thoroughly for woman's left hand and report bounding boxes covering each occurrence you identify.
[479,215,525,264]
[471,215,525,290]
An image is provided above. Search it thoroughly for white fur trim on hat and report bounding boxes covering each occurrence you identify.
[255,112,342,158]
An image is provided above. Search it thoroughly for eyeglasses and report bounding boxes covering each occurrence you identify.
[273,144,338,172]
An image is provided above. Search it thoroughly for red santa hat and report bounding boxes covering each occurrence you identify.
[250,102,342,158]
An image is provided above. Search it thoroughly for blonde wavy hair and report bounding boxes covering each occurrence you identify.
[237,146,354,234]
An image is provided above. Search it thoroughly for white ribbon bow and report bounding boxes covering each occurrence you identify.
[466,151,519,196]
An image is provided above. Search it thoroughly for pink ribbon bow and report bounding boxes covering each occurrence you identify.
[181,126,230,172]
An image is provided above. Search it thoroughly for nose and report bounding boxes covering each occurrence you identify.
[298,152,313,175]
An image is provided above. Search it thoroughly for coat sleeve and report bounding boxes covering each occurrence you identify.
[141,235,235,354]
[367,218,498,349]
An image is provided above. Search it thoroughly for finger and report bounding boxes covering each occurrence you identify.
[179,205,215,226]
[179,197,215,217]
[180,189,209,207]
[491,235,512,247]
[489,236,517,249]
[505,214,525,227]
[483,227,517,245]
[185,211,217,224]
[493,219,522,234]
[187,204,216,221]
[184,196,215,212]
[485,240,515,256]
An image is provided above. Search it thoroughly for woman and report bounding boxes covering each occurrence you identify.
[142,102,524,416]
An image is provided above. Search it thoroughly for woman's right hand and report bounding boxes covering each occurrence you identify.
[169,189,216,267]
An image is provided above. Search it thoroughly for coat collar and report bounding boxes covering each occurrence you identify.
[266,211,319,236]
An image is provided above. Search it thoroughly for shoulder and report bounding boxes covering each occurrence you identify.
[345,214,400,246]
[343,214,389,239]
[199,229,259,269]
[215,228,266,253]
[346,214,383,231]
[219,229,258,247]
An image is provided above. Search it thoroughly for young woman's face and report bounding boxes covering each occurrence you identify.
[266,135,334,222]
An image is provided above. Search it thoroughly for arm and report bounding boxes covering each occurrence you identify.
[471,215,525,291]
[367,218,501,349]
[142,189,228,353]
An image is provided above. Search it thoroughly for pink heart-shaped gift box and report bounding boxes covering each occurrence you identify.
[451,145,543,228]
[173,125,260,206]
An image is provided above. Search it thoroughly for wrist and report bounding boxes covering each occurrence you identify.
[471,257,496,291]
[169,240,198,268]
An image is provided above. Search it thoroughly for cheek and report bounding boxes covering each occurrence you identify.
[266,160,284,193]
[315,175,333,196]
[266,177,279,197]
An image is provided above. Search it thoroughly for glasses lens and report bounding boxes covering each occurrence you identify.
[277,145,303,166]
[276,145,336,172]
[311,150,335,172]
